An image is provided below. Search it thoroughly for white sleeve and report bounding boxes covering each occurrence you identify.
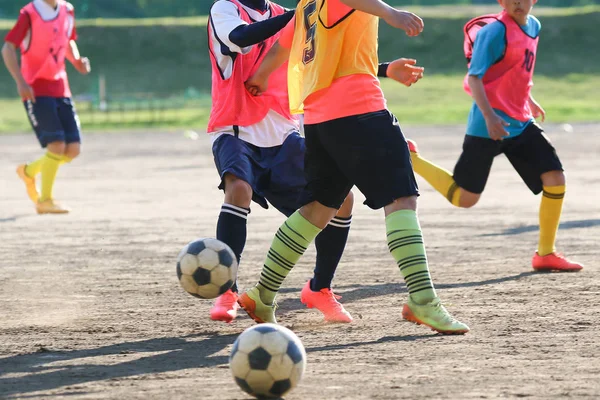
[210,1,252,55]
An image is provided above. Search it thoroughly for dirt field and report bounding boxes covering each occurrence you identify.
[1,125,598,400]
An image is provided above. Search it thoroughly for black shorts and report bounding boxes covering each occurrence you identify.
[453,122,563,195]
[24,97,81,148]
[299,110,419,210]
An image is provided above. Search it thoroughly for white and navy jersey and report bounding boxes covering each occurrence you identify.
[208,0,298,148]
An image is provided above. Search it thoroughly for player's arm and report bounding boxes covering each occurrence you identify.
[467,75,509,140]
[245,42,290,96]
[528,94,546,122]
[378,58,424,87]
[64,4,90,75]
[338,0,422,36]
[245,16,294,96]
[1,12,35,102]
[67,40,91,75]
[229,10,294,48]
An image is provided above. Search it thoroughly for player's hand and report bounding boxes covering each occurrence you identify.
[386,58,424,87]
[383,10,423,37]
[245,74,268,96]
[74,57,91,75]
[17,81,35,103]
[529,97,546,122]
[485,113,510,141]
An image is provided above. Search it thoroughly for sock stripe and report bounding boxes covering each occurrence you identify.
[266,253,293,272]
[260,271,284,287]
[220,209,249,219]
[328,216,352,229]
[258,281,277,293]
[284,222,308,242]
[406,277,432,288]
[388,235,423,246]
[409,285,434,294]
[446,181,459,203]
[268,249,295,269]
[386,229,411,237]
[263,265,286,279]
[389,240,424,252]
[405,273,430,286]
[276,230,307,253]
[543,191,565,200]
[404,270,430,281]
[396,254,427,267]
[222,203,250,214]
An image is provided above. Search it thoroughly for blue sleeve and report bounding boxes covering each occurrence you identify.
[468,21,507,78]
[525,15,541,37]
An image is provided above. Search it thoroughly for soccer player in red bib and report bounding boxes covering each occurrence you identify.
[408,0,583,272]
[206,0,354,324]
[3,0,90,214]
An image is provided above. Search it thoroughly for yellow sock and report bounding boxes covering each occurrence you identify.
[538,185,565,256]
[40,152,62,202]
[25,155,45,177]
[410,153,461,206]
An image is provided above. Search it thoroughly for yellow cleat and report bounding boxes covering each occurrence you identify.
[16,164,39,203]
[238,287,277,324]
[402,296,469,335]
[36,199,70,215]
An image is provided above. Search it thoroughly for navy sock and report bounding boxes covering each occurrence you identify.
[216,203,250,293]
[311,215,352,291]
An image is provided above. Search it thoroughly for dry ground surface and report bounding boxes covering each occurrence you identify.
[0,125,599,399]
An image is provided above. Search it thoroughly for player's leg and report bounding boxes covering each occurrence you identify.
[18,97,70,213]
[408,135,499,208]
[323,110,469,334]
[264,132,354,322]
[57,98,82,165]
[238,124,353,324]
[210,134,258,322]
[504,123,583,271]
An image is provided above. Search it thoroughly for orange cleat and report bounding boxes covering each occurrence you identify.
[16,164,39,203]
[238,287,277,324]
[300,281,352,323]
[406,139,419,153]
[532,252,583,272]
[210,289,239,323]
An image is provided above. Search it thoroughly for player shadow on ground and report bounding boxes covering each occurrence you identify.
[277,271,538,314]
[478,219,600,237]
[0,214,30,223]
[0,333,237,397]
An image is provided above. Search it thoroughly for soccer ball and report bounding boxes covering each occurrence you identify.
[176,238,238,299]
[230,324,306,399]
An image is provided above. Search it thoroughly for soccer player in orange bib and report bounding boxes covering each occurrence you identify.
[3,0,90,214]
[407,0,583,272]
[240,0,469,334]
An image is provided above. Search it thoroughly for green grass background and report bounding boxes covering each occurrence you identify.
[0,6,598,132]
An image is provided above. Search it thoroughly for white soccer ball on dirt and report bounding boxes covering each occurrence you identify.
[230,323,306,399]
[176,238,238,299]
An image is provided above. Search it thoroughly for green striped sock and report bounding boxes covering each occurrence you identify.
[257,211,322,304]
[386,210,437,304]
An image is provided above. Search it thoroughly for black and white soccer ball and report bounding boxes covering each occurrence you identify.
[176,238,238,299]
[230,324,306,399]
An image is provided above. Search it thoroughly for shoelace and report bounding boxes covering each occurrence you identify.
[319,290,344,310]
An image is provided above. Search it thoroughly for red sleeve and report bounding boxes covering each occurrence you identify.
[4,11,31,48]
[67,6,78,40]
[278,17,295,49]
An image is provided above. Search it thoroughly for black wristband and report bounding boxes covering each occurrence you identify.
[377,62,390,78]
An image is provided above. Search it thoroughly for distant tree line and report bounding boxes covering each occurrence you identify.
[0,0,597,19]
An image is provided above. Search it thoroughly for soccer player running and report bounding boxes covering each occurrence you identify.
[3,0,90,214]
[240,0,470,334]
[407,0,583,272]
[207,0,355,324]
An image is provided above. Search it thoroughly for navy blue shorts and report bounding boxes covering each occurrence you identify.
[453,122,564,195]
[24,97,81,148]
[212,132,306,217]
[300,110,419,210]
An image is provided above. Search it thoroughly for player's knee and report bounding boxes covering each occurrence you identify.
[541,170,566,187]
[337,191,354,217]
[65,144,81,159]
[458,190,480,208]
[46,141,66,155]
[224,175,252,205]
